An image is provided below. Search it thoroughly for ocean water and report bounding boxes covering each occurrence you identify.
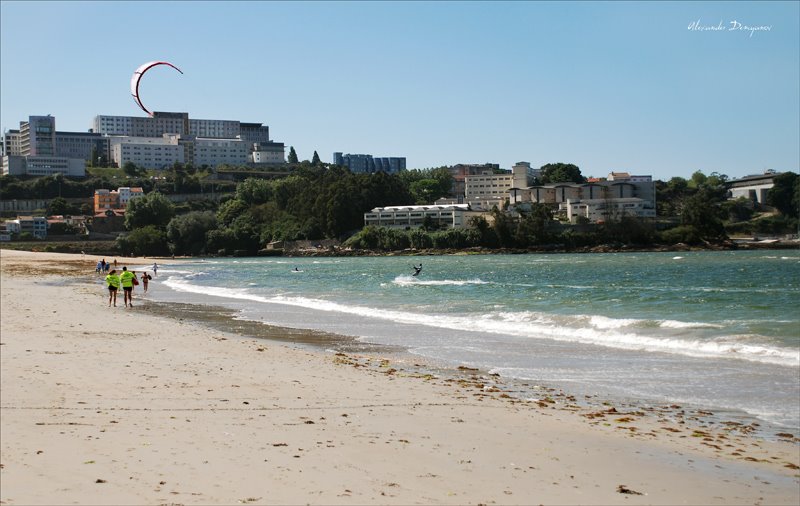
[144,250,800,431]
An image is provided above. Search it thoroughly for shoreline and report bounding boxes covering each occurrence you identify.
[2,249,798,505]
[2,236,797,260]
[143,287,797,442]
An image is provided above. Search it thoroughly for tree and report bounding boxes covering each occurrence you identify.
[766,172,799,216]
[680,188,726,240]
[540,163,585,184]
[217,199,249,226]
[124,192,175,230]
[47,197,71,216]
[311,150,321,166]
[288,146,299,164]
[122,161,140,177]
[116,225,170,257]
[689,170,709,188]
[166,211,218,255]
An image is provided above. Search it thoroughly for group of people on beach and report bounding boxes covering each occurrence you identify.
[95,258,118,274]
[103,263,157,308]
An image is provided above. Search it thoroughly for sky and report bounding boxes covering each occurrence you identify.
[1,1,798,181]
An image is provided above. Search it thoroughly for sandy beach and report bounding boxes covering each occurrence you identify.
[1,249,798,505]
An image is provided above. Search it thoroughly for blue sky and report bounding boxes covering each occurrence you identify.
[1,1,798,181]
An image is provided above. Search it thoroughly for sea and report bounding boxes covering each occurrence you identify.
[140,250,800,434]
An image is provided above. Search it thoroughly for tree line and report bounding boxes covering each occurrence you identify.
[114,162,798,257]
[2,160,797,255]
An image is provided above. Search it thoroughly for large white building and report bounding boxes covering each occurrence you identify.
[514,172,657,223]
[2,155,85,176]
[464,164,528,200]
[1,112,287,172]
[92,112,284,167]
[109,134,185,169]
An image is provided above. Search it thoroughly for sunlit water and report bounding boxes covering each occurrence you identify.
[142,250,800,431]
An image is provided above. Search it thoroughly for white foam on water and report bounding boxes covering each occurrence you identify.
[162,276,799,368]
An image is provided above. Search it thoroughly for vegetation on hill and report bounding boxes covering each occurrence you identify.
[2,160,797,257]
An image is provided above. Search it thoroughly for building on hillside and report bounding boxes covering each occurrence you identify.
[2,116,94,176]
[4,115,109,161]
[512,161,541,182]
[2,155,86,177]
[464,164,528,201]
[8,216,48,239]
[333,152,406,174]
[364,204,487,229]
[109,134,185,169]
[89,209,126,234]
[250,143,286,165]
[5,112,284,170]
[513,172,656,223]
[562,198,652,223]
[93,112,284,167]
[193,137,248,167]
[446,163,500,197]
[94,187,144,213]
[46,215,89,235]
[727,172,780,205]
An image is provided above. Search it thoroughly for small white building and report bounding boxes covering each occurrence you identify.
[728,172,778,204]
[249,143,285,165]
[562,197,654,223]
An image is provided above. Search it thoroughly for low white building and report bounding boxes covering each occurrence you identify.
[728,172,778,204]
[364,204,487,229]
[2,155,85,176]
[562,197,655,223]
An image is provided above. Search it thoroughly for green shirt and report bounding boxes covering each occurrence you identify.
[119,271,134,288]
[105,274,120,289]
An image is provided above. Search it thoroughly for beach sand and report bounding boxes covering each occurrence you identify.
[1,249,798,505]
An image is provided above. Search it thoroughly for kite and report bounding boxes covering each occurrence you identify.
[130,61,183,117]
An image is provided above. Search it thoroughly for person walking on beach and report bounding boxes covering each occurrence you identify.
[119,267,135,307]
[152,262,158,277]
[141,271,150,293]
[105,269,120,307]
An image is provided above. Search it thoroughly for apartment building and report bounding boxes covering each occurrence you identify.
[464,164,528,200]
[94,187,144,213]
[333,152,406,174]
[7,216,48,239]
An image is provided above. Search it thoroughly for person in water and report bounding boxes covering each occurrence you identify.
[412,264,422,276]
